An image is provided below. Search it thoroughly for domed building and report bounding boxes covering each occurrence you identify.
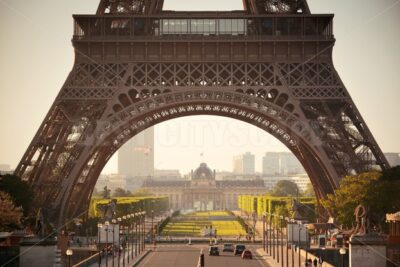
[142,162,266,211]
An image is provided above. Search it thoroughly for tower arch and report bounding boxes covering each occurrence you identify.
[15,0,389,226]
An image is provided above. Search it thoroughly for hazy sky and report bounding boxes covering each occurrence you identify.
[0,0,399,175]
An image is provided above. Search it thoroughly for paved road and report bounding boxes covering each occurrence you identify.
[137,244,267,267]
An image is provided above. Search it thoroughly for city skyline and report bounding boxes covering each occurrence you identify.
[1,0,399,175]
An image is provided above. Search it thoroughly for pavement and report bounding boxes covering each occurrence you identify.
[136,243,267,267]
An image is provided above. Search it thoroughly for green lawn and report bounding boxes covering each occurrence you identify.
[161,211,246,237]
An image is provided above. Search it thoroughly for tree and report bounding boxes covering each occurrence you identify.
[303,182,316,197]
[102,186,111,199]
[322,171,380,228]
[0,191,23,231]
[322,167,400,229]
[113,187,132,197]
[131,188,153,197]
[0,174,33,215]
[271,180,300,197]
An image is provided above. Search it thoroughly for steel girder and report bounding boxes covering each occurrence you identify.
[96,0,164,15]
[243,0,311,14]
[15,3,389,227]
[15,60,389,226]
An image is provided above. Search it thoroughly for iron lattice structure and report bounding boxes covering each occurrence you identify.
[15,0,389,226]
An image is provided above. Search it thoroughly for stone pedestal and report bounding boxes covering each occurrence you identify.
[350,233,387,267]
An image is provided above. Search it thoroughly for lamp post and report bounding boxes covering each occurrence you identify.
[276,214,279,263]
[66,249,73,267]
[298,221,301,267]
[285,217,289,267]
[97,223,103,267]
[305,224,308,266]
[130,214,134,260]
[122,215,127,267]
[117,217,122,267]
[291,219,294,267]
[265,213,269,254]
[105,221,110,267]
[262,213,266,251]
[112,219,116,267]
[151,209,154,243]
[126,215,131,263]
[268,213,275,259]
[142,211,146,250]
[339,247,346,267]
[135,213,139,256]
[270,213,275,259]
[280,216,284,267]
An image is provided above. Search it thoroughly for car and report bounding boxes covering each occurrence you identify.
[222,243,234,252]
[241,250,253,260]
[209,246,220,256]
[234,244,246,255]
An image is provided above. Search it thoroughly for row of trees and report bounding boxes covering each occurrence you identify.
[270,180,315,197]
[0,174,33,231]
[323,166,400,229]
[240,167,400,231]
[92,186,153,199]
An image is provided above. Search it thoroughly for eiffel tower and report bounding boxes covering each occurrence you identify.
[15,0,389,226]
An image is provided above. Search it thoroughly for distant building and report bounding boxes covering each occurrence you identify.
[142,162,266,210]
[262,152,281,175]
[262,152,305,175]
[216,171,261,181]
[95,173,127,194]
[233,152,255,175]
[263,174,310,193]
[385,153,400,167]
[118,128,154,178]
[154,169,182,180]
[0,164,11,173]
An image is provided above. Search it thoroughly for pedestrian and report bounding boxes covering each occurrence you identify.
[313,257,318,267]
[319,256,324,266]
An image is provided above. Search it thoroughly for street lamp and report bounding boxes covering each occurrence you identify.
[112,219,117,267]
[130,213,135,260]
[66,249,73,267]
[305,223,308,266]
[280,215,284,267]
[270,213,274,259]
[142,211,146,251]
[339,247,346,267]
[105,221,110,267]
[117,217,122,267]
[285,217,290,267]
[134,213,139,256]
[297,221,302,267]
[97,223,103,267]
[275,214,279,263]
[151,209,154,243]
[262,213,266,252]
[290,219,295,267]
[126,214,131,263]
[122,215,127,267]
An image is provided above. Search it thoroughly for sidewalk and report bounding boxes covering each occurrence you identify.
[256,246,334,267]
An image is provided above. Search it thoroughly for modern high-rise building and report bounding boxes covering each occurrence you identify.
[262,152,281,175]
[385,153,400,167]
[233,152,255,175]
[118,127,154,178]
[262,152,305,175]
